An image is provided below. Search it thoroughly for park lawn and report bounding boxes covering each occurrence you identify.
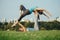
[0,30,60,40]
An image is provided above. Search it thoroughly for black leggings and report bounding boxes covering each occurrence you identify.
[18,10,30,21]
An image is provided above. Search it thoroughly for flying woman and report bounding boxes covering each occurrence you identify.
[11,5,51,31]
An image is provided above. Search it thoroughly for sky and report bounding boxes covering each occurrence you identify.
[0,0,60,22]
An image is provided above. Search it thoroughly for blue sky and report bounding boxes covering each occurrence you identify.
[0,0,60,21]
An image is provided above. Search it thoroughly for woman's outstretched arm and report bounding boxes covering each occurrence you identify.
[43,9,52,16]
[35,8,52,16]
[43,13,49,19]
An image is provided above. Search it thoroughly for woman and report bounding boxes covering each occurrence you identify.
[18,5,51,21]
[12,5,51,31]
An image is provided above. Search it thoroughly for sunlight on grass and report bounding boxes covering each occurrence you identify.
[0,30,60,40]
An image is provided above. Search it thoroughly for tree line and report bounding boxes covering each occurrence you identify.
[0,20,60,31]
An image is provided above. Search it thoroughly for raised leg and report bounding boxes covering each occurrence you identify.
[34,11,39,30]
[11,20,18,27]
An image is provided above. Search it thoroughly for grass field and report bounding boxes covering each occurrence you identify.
[0,30,60,40]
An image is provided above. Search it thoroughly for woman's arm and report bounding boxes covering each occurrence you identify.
[43,9,52,16]
[35,8,52,16]
[43,13,49,19]
[18,22,26,32]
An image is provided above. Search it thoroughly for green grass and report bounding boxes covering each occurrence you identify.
[0,30,60,40]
